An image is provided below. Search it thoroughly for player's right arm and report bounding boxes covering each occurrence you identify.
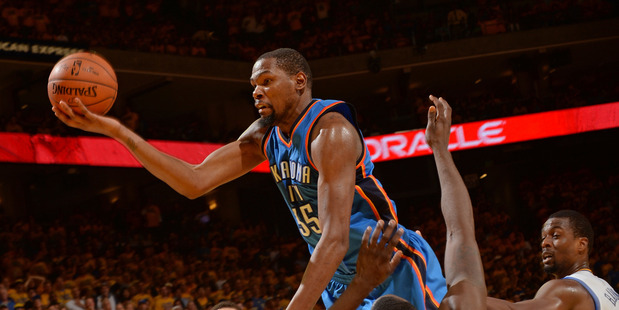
[425,95,486,310]
[486,279,594,310]
[52,98,267,199]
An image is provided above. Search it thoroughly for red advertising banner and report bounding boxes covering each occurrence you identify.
[1,102,618,171]
[365,101,619,162]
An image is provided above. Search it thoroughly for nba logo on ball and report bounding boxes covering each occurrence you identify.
[48,51,118,115]
[70,60,82,76]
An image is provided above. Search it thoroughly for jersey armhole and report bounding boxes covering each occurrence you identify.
[261,126,275,158]
[563,277,601,310]
[306,102,367,169]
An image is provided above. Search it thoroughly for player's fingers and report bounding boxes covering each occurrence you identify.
[390,250,403,270]
[52,105,71,123]
[387,228,404,249]
[58,100,76,119]
[438,97,451,120]
[430,94,443,110]
[380,220,396,247]
[370,220,384,246]
[73,97,90,116]
[361,226,372,249]
[427,105,437,123]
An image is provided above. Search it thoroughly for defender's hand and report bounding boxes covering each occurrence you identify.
[353,220,404,290]
[425,95,453,152]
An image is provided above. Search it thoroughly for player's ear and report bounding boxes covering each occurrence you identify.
[295,72,307,90]
[577,237,589,255]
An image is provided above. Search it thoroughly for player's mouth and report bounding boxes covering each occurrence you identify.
[542,251,553,264]
[255,102,272,116]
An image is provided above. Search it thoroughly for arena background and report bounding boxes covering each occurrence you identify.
[0,0,618,306]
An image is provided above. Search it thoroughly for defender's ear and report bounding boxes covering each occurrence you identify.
[577,237,589,255]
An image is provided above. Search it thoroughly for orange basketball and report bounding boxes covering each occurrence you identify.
[48,51,118,115]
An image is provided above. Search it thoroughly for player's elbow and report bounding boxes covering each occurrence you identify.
[177,182,210,200]
[182,190,203,200]
[321,233,349,258]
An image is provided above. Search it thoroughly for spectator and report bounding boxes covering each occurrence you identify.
[64,288,85,310]
[447,4,468,39]
[95,283,115,310]
[0,287,15,310]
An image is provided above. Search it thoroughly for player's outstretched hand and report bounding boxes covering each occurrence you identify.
[52,97,120,136]
[353,220,404,290]
[425,95,452,152]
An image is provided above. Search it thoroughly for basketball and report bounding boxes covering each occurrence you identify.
[47,51,118,115]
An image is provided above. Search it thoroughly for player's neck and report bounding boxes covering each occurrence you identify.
[278,96,313,136]
[557,260,590,278]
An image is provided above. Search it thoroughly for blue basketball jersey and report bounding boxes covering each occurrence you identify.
[262,99,446,310]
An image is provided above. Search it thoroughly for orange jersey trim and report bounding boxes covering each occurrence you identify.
[355,185,381,220]
[305,101,344,170]
[368,175,398,222]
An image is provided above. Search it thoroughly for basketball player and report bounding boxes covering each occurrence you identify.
[336,96,619,310]
[51,48,447,310]
[486,208,619,310]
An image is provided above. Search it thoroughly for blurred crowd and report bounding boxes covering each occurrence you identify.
[0,0,616,61]
[0,165,618,310]
[1,0,619,142]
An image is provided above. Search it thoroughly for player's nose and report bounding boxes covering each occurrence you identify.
[541,236,551,248]
[252,86,264,100]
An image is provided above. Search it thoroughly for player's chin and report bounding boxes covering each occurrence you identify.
[259,114,275,126]
[542,263,556,274]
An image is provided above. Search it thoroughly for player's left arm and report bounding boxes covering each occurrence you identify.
[286,112,361,310]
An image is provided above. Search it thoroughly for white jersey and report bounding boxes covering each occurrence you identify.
[563,269,619,310]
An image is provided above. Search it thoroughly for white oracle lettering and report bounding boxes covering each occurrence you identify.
[454,125,482,149]
[380,135,408,160]
[479,120,506,144]
[406,131,430,156]
[605,287,618,306]
[280,161,290,179]
[366,139,381,161]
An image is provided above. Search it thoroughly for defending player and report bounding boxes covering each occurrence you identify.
[51,48,447,310]
[329,95,486,310]
[336,96,619,310]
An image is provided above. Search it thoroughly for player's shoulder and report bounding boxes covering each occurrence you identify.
[240,118,271,143]
[311,111,357,139]
[535,278,595,309]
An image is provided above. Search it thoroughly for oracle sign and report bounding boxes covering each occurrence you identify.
[365,101,619,162]
[366,120,506,162]
[0,102,618,170]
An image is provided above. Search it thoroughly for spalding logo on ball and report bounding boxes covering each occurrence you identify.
[48,51,118,115]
